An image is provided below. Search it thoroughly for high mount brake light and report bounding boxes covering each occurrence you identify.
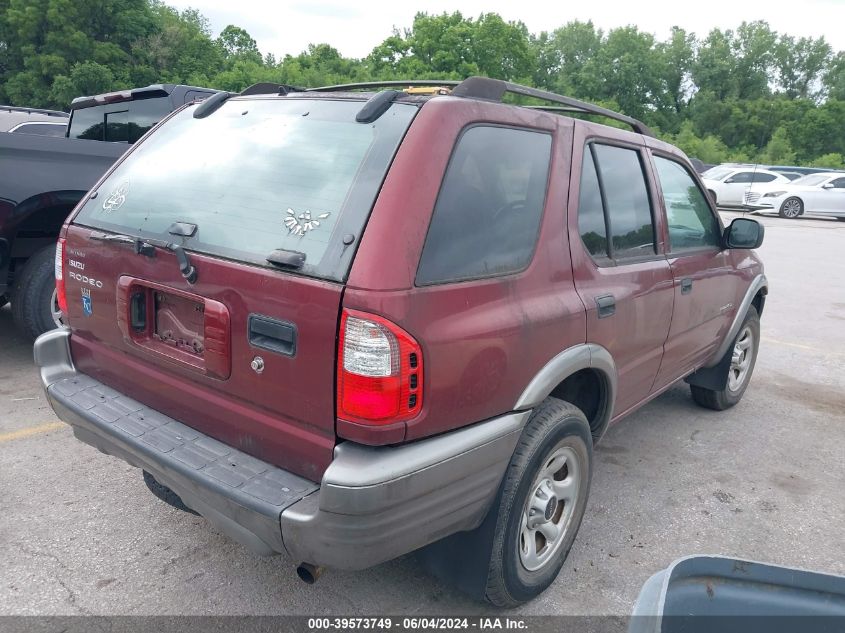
[55,238,68,314]
[337,309,423,425]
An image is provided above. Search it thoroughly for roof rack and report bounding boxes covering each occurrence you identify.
[308,80,460,92]
[240,76,653,136]
[451,77,654,137]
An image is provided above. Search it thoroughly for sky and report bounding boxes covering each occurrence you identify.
[165,0,845,60]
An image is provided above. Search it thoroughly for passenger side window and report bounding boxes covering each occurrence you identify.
[592,144,656,258]
[416,126,552,285]
[728,172,754,183]
[830,178,845,189]
[653,156,721,252]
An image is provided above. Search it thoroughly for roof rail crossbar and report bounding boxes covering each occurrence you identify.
[309,80,460,93]
[453,77,654,137]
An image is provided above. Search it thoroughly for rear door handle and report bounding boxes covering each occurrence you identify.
[681,278,693,295]
[595,294,616,319]
[248,314,297,356]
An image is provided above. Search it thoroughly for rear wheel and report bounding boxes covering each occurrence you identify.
[691,306,760,411]
[11,245,64,340]
[483,399,592,606]
[779,197,803,219]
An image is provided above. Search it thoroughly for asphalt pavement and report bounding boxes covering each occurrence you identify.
[1,211,843,615]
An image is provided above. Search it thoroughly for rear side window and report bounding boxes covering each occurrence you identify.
[128,98,173,143]
[73,98,416,282]
[104,110,128,142]
[69,106,104,140]
[68,97,172,143]
[416,126,552,285]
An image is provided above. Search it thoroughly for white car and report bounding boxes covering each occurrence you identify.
[700,166,791,206]
[745,172,845,220]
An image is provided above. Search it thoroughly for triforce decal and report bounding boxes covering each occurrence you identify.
[284,208,331,236]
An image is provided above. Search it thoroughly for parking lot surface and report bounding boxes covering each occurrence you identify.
[1,212,843,615]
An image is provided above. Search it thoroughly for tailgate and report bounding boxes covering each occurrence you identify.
[64,224,340,480]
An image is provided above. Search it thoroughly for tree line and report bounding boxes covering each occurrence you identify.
[2,0,844,168]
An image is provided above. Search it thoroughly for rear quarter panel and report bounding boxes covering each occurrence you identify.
[345,98,586,442]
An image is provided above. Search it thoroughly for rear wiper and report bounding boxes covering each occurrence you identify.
[266,249,306,269]
[89,231,197,284]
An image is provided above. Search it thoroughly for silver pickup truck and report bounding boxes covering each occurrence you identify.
[0,84,215,338]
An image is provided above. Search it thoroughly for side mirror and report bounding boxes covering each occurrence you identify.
[724,177,737,184]
[723,218,764,249]
[822,182,834,189]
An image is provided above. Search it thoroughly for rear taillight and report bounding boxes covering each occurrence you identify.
[55,237,68,314]
[337,309,423,425]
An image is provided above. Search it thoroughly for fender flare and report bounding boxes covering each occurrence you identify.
[514,343,617,439]
[703,273,768,369]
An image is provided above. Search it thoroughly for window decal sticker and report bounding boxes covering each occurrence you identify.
[284,208,331,236]
[102,181,130,212]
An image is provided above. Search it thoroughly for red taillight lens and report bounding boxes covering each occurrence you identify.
[55,237,68,314]
[337,309,423,425]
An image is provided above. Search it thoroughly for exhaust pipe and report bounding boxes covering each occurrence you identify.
[296,563,324,584]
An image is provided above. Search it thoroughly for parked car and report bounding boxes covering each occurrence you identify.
[700,166,791,206]
[0,105,68,132]
[0,84,216,338]
[745,171,845,219]
[765,164,837,176]
[34,77,767,606]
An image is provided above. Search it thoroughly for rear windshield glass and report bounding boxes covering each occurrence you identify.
[73,98,417,281]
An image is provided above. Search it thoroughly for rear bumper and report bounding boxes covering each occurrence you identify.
[35,329,526,570]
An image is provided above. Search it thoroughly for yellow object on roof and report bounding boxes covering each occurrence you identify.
[403,86,452,95]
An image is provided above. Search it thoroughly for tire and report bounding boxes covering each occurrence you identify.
[482,398,593,607]
[0,294,7,309]
[779,197,803,219]
[691,306,760,411]
[11,245,64,340]
[142,471,199,515]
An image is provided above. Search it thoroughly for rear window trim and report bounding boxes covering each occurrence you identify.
[70,97,421,283]
[414,122,555,287]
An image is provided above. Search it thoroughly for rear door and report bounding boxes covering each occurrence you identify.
[65,96,417,480]
[568,126,674,418]
[648,152,739,390]
[721,171,754,204]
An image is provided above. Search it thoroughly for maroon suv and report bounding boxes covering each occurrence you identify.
[35,77,767,606]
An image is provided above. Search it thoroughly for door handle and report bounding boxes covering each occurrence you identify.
[681,278,693,295]
[248,314,297,356]
[595,294,616,319]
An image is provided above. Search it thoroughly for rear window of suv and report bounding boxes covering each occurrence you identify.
[73,97,417,282]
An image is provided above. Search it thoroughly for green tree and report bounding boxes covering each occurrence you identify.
[774,35,831,100]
